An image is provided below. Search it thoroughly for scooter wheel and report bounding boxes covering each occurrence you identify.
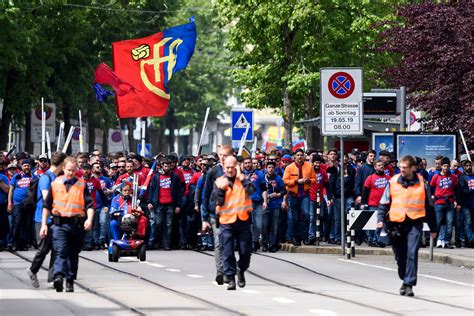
[112,244,120,262]
[139,245,146,261]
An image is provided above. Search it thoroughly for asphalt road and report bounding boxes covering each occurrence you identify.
[1,249,473,315]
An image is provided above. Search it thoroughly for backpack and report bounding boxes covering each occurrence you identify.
[23,173,52,210]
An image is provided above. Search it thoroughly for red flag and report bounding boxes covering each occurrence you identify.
[94,63,135,96]
[112,20,196,118]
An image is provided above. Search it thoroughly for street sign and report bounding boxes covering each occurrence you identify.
[31,103,56,143]
[320,68,363,136]
[231,109,253,142]
[137,143,152,157]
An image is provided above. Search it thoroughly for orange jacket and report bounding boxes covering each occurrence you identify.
[216,178,253,224]
[388,174,426,222]
[51,177,86,218]
[283,162,316,195]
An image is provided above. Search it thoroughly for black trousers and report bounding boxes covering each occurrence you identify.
[392,221,422,286]
[30,223,55,282]
[220,218,252,277]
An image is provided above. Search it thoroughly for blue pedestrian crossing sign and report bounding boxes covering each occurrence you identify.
[231,109,254,142]
[137,143,152,158]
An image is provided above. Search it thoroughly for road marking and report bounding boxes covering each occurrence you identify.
[308,309,337,316]
[272,297,295,304]
[187,274,204,278]
[147,263,165,268]
[165,268,181,272]
[339,259,474,287]
[241,289,260,294]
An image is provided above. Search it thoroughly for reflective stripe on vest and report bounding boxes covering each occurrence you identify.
[216,178,253,224]
[51,177,86,218]
[388,174,426,222]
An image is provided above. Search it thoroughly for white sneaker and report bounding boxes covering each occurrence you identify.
[436,240,444,248]
[26,268,39,288]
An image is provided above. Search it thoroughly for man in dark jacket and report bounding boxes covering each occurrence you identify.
[456,160,474,248]
[147,159,181,250]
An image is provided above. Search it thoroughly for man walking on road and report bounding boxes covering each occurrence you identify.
[40,157,95,293]
[213,156,255,290]
[377,155,437,297]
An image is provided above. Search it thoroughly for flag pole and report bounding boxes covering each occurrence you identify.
[140,119,146,157]
[62,126,75,153]
[459,129,471,161]
[79,110,84,152]
[197,107,210,155]
[46,132,52,159]
[7,122,12,151]
[41,98,46,155]
[56,122,65,152]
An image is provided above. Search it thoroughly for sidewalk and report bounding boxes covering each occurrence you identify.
[280,243,474,269]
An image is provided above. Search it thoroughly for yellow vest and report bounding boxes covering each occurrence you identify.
[216,177,253,224]
[388,174,426,222]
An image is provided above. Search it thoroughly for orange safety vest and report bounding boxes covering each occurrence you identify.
[388,174,426,223]
[216,177,253,225]
[51,177,86,218]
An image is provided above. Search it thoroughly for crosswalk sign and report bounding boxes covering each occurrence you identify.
[231,109,253,142]
[137,143,152,158]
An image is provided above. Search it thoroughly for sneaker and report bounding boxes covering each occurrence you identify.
[436,240,444,248]
[26,268,39,288]
[53,276,64,292]
[215,273,224,285]
[227,276,236,290]
[237,270,246,288]
[444,243,454,249]
[65,280,74,293]
[405,285,414,297]
[399,283,407,296]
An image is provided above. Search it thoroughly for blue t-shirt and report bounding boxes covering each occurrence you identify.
[244,169,266,203]
[0,173,10,204]
[34,171,56,223]
[10,173,36,205]
[96,176,112,209]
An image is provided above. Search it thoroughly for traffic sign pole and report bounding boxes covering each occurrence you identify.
[340,136,345,256]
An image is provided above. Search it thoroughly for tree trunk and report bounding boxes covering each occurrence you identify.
[24,110,33,153]
[167,108,175,153]
[88,123,95,153]
[0,71,16,151]
[304,90,315,148]
[283,84,292,148]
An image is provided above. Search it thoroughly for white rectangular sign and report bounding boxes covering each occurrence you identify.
[31,103,56,142]
[320,68,363,136]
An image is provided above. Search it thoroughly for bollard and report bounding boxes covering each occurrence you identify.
[346,217,351,259]
[351,228,356,258]
[429,234,434,261]
[316,194,321,246]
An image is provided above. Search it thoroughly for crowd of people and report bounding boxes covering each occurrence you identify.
[1,146,473,257]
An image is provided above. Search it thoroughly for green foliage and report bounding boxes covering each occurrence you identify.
[214,0,404,140]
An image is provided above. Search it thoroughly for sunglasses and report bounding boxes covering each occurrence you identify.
[118,166,125,169]
[39,159,47,163]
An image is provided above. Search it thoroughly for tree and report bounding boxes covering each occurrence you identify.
[214,0,401,148]
[377,0,473,147]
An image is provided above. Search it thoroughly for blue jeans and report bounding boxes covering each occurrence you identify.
[99,208,110,244]
[434,203,454,243]
[251,202,263,243]
[284,208,292,241]
[331,197,354,242]
[109,217,121,241]
[288,195,310,242]
[262,208,280,247]
[366,206,379,243]
[455,207,474,242]
[11,204,28,249]
[149,204,174,248]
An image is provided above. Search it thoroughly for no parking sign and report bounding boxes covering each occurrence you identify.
[320,68,363,136]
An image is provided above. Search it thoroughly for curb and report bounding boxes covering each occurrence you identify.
[280,244,474,269]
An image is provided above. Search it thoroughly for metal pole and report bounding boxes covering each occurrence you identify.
[429,234,434,261]
[346,217,351,259]
[459,129,471,161]
[46,132,52,159]
[79,110,84,153]
[400,86,406,131]
[340,136,345,255]
[316,192,320,246]
[197,107,210,155]
[141,120,146,157]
